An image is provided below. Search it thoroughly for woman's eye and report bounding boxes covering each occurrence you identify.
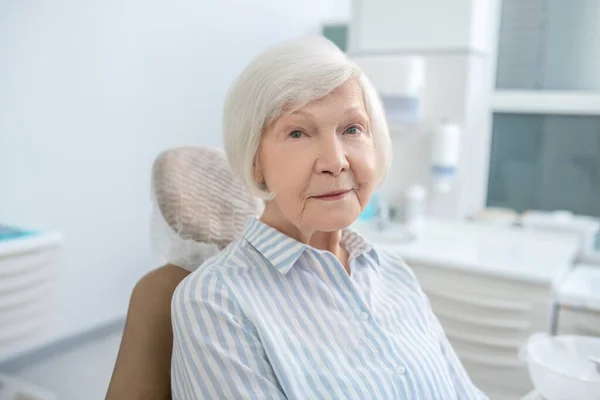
[345,126,361,135]
[289,130,304,139]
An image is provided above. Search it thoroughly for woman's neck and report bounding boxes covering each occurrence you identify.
[310,230,350,274]
[259,203,350,273]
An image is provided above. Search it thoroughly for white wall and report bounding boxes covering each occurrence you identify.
[0,0,349,303]
[349,0,500,218]
[0,0,349,397]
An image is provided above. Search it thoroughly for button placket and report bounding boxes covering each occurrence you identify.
[364,338,381,357]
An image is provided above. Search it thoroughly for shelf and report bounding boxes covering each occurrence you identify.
[491,90,600,115]
[0,263,153,367]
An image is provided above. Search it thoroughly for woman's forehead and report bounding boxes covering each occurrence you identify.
[292,80,366,117]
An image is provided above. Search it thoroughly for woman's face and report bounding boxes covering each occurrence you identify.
[257,78,377,234]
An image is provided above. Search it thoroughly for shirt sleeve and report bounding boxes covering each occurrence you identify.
[170,270,287,400]
[423,293,490,400]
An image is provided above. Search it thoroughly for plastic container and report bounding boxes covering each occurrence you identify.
[430,120,461,193]
[520,333,600,400]
[404,184,427,235]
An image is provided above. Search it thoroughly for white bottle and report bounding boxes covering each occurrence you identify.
[430,120,461,193]
[404,184,427,236]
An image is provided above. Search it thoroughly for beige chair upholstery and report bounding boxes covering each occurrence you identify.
[152,146,262,254]
[151,146,263,271]
[107,146,261,399]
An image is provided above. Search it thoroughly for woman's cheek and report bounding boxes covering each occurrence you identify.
[349,144,378,184]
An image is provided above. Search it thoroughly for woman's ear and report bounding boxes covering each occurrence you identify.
[253,156,266,190]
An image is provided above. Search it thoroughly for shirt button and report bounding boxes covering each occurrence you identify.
[359,312,370,320]
[395,365,407,375]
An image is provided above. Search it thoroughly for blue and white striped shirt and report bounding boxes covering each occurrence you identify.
[171,217,488,399]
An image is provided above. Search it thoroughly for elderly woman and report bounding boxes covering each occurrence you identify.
[170,37,487,400]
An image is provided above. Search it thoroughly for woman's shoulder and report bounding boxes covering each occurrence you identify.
[170,257,244,330]
[171,238,257,306]
[374,248,423,291]
[170,249,259,344]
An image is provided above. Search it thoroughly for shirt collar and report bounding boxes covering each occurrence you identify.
[241,217,380,275]
[341,228,380,267]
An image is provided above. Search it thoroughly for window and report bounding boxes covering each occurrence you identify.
[488,0,600,250]
[495,0,600,91]
[487,114,600,217]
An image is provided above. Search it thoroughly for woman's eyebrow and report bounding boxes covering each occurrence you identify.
[279,116,318,132]
[343,107,368,120]
[291,109,315,119]
[285,107,368,126]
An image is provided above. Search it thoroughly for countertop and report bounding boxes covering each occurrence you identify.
[353,219,581,286]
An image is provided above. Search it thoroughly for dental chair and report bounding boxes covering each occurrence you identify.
[106,146,262,400]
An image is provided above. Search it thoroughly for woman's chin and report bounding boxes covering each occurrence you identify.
[308,208,360,232]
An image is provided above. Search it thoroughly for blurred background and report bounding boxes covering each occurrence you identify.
[1,0,599,399]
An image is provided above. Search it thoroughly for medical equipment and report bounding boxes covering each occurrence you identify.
[150,146,263,271]
[520,333,600,400]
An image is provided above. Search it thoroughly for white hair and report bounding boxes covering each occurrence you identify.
[223,36,391,200]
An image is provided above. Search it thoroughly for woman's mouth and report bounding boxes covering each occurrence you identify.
[312,190,351,201]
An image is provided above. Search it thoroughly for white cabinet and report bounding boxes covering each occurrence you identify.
[349,0,498,53]
[411,262,550,399]
[360,219,581,399]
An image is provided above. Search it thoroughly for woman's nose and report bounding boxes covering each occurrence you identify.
[315,135,349,176]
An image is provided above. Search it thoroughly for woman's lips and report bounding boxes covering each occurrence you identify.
[312,190,351,201]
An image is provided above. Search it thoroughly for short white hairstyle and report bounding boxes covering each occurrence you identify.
[223,36,391,199]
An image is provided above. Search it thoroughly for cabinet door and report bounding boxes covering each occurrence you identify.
[349,0,493,53]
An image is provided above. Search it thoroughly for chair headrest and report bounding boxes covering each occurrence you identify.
[150,146,262,271]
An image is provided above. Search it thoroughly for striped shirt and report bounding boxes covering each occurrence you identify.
[171,217,488,399]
